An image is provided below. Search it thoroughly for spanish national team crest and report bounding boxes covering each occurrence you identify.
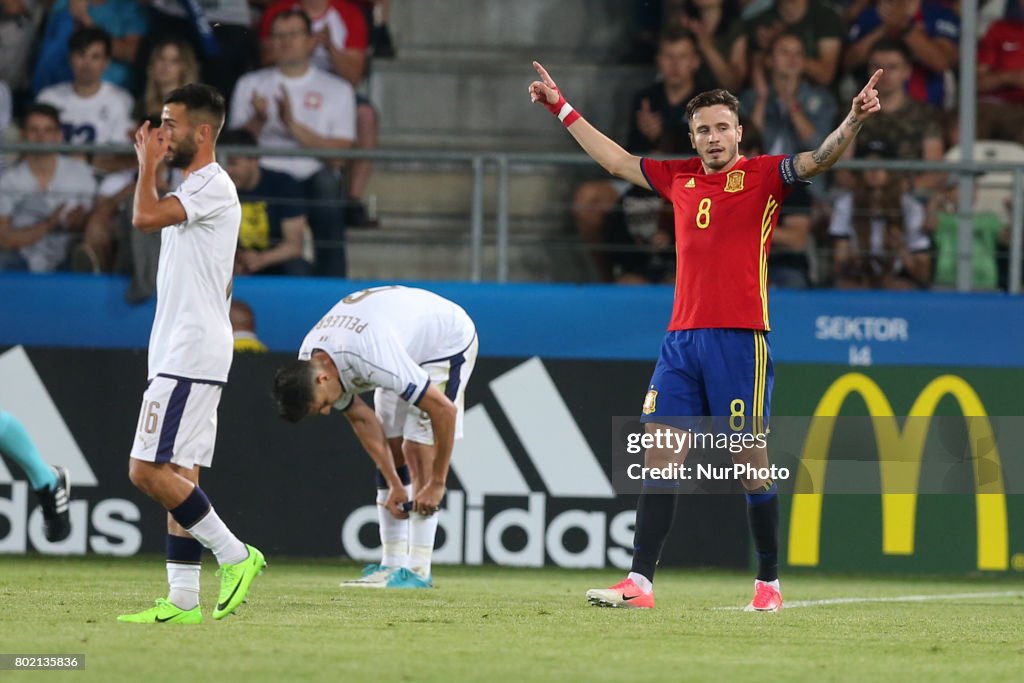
[724,170,745,193]
[642,389,658,415]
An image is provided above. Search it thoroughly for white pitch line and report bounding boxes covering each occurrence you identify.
[714,590,1024,611]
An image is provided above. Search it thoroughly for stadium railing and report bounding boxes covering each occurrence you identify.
[1,140,1021,293]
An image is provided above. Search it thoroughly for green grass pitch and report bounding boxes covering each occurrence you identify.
[3,556,1022,682]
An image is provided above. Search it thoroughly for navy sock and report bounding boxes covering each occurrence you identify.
[169,486,212,529]
[629,482,679,582]
[166,533,203,564]
[746,481,779,582]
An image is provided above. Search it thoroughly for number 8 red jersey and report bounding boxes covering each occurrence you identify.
[641,154,801,332]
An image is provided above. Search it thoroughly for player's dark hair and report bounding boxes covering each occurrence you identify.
[869,39,913,66]
[164,83,227,137]
[686,89,741,123]
[273,360,316,423]
[272,8,313,35]
[24,103,61,128]
[69,26,112,57]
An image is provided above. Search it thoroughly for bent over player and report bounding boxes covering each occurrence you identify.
[119,84,265,625]
[273,285,478,589]
[529,62,884,611]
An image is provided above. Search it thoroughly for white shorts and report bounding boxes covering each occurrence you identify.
[375,335,478,445]
[129,375,222,469]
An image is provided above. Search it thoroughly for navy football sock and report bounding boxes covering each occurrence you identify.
[746,481,779,582]
[629,482,679,583]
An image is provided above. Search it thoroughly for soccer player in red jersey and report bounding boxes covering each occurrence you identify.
[530,62,883,611]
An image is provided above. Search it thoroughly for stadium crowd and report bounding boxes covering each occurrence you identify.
[0,0,393,284]
[0,0,1021,290]
[587,0,1023,290]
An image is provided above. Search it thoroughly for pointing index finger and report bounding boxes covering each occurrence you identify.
[532,61,556,88]
[865,68,883,91]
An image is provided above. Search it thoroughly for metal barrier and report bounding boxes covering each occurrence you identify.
[1,140,1022,292]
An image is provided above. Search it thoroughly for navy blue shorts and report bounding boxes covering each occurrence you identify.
[640,329,773,435]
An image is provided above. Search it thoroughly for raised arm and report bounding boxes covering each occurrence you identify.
[528,61,650,190]
[793,69,883,180]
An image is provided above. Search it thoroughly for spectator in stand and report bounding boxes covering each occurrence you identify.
[231,300,270,353]
[976,0,1024,144]
[32,0,147,94]
[136,0,258,105]
[220,128,314,276]
[739,31,834,283]
[574,27,703,282]
[1,0,46,110]
[736,0,845,89]
[137,37,200,120]
[0,104,96,272]
[829,137,932,290]
[670,0,747,92]
[261,0,378,227]
[844,0,959,110]
[36,27,135,175]
[740,31,837,160]
[842,39,945,191]
[230,9,356,277]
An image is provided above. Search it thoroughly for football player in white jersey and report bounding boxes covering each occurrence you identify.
[273,285,479,589]
[118,84,265,625]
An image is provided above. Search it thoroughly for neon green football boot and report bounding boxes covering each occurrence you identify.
[117,598,202,624]
[212,544,267,620]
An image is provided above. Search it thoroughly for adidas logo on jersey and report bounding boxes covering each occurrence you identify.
[684,178,696,188]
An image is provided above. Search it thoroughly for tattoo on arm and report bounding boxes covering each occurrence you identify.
[810,112,864,170]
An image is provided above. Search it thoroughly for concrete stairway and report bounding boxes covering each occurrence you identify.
[350,0,652,282]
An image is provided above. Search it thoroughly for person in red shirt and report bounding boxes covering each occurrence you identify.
[529,61,883,612]
[977,1,1024,144]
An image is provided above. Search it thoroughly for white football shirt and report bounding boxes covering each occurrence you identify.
[0,156,96,272]
[297,286,477,409]
[36,81,134,146]
[228,66,356,180]
[147,162,240,382]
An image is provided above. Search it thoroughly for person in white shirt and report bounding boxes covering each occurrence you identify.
[273,285,479,589]
[36,26,134,175]
[230,9,356,277]
[0,104,96,272]
[118,84,265,626]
